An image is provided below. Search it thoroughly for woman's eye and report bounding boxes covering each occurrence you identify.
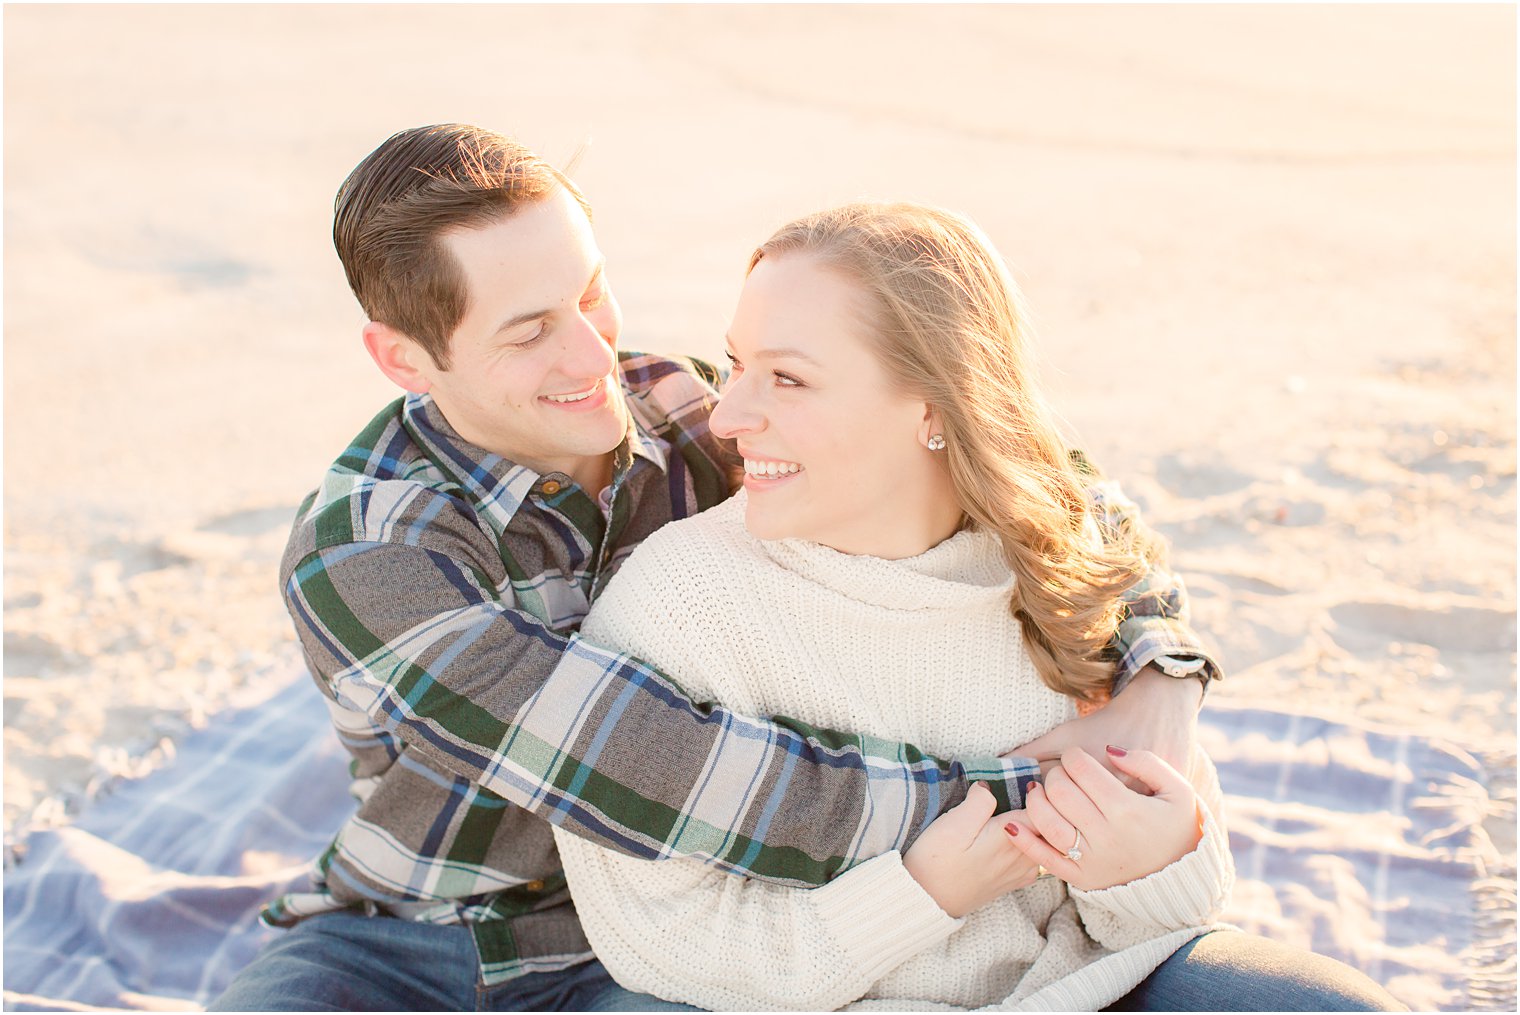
[581,290,607,310]
[724,351,743,372]
[774,372,803,388]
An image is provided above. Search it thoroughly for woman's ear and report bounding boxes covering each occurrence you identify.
[917,404,944,450]
[363,322,436,395]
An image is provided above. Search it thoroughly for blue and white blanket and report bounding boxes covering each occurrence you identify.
[4,673,1513,1011]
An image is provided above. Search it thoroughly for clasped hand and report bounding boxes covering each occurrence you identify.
[1002,745,1200,892]
[901,782,1040,918]
[903,746,1200,916]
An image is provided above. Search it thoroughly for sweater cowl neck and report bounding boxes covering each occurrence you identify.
[726,491,1015,613]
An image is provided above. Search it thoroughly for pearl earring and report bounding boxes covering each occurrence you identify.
[927,434,946,452]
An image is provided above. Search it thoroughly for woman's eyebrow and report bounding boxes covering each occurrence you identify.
[755,347,820,364]
[722,337,820,366]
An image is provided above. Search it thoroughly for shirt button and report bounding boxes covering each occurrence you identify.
[540,480,561,496]
[524,879,545,892]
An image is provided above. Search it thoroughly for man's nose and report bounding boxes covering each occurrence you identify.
[560,315,616,379]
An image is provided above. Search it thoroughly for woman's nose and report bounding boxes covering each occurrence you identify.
[709,379,761,439]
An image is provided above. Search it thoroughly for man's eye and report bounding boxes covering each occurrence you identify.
[581,290,607,310]
[515,323,547,346]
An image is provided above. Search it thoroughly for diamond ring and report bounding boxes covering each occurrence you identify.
[1065,829,1084,863]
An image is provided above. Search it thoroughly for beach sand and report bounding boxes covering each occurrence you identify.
[4,0,1514,977]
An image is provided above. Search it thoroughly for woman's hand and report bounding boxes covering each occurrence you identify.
[902,782,1042,918]
[1002,745,1201,892]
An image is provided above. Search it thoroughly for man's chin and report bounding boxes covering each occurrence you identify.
[576,409,631,458]
[603,398,633,446]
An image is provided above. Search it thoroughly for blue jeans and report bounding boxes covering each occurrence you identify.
[1106,930,1408,1011]
[207,913,694,1012]
[211,918,1402,1012]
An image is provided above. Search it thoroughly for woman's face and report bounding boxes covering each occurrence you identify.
[711,253,961,558]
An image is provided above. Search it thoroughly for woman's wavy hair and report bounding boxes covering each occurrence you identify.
[749,202,1164,702]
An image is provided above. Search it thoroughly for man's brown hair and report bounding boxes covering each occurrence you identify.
[333,124,589,369]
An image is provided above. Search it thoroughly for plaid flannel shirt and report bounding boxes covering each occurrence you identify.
[266,351,1217,985]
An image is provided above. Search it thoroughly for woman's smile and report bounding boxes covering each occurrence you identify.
[741,455,804,489]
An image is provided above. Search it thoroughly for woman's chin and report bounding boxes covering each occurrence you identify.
[742,507,801,542]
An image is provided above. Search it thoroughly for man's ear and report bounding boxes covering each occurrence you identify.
[363,321,436,394]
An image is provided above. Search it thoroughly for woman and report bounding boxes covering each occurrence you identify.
[554,203,1402,1011]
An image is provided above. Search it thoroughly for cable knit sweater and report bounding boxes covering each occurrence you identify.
[554,493,1233,1012]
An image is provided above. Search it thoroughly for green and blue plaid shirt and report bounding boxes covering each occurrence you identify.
[267,351,1216,985]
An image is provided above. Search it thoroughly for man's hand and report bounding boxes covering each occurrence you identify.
[1010,666,1202,791]
[902,783,1042,918]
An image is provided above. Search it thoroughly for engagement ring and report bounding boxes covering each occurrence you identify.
[1065,830,1084,863]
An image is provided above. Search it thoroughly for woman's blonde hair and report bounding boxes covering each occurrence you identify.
[750,202,1163,702]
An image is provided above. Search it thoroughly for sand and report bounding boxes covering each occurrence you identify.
[4,0,1514,949]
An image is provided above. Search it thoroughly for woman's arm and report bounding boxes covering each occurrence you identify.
[554,823,961,1011]
[1066,747,1233,950]
[560,532,958,1011]
[554,782,1047,1011]
[555,530,1045,1010]
[1003,745,1234,951]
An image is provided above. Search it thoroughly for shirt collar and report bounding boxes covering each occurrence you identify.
[624,406,670,473]
[399,382,673,527]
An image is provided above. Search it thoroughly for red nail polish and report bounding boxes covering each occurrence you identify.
[1004,822,1019,837]
[1106,745,1128,757]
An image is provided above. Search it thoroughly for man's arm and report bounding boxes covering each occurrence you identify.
[1016,467,1220,775]
[1078,462,1220,695]
[286,513,1036,889]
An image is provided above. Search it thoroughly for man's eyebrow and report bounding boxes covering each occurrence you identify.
[493,259,607,335]
[496,307,552,335]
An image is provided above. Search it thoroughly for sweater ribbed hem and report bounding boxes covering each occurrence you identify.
[999,926,1208,1012]
[1069,806,1234,929]
[809,851,963,984]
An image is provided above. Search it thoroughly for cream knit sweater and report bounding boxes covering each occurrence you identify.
[555,493,1233,1012]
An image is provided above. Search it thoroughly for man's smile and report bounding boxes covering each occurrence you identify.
[540,377,610,410]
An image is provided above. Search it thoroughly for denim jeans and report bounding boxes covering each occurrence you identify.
[211,918,1403,1012]
[207,913,695,1012]
[1106,930,1408,1012]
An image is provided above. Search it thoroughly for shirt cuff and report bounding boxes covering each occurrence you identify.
[807,850,963,985]
[1111,617,1223,697]
[961,754,1042,812]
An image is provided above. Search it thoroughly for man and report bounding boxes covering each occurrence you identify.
[212,124,1216,1011]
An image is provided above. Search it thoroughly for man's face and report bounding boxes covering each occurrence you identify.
[420,188,628,490]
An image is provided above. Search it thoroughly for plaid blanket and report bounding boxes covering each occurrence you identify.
[4,671,1512,1011]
